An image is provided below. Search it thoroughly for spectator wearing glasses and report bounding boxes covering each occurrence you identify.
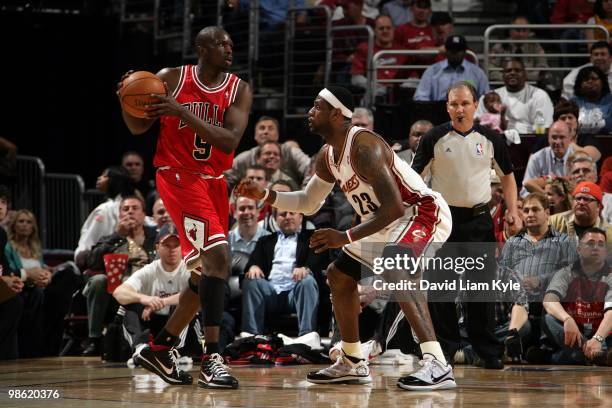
[568,153,598,187]
[548,182,612,243]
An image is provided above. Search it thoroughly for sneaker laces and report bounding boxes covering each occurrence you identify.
[169,348,180,369]
[208,354,230,377]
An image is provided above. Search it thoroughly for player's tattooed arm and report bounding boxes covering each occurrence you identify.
[348,132,405,241]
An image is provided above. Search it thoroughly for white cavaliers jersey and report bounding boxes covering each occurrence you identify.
[325,126,444,221]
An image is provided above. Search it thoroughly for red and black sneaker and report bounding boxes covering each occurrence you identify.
[133,343,193,385]
[198,353,239,389]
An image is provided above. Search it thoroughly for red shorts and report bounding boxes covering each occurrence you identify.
[156,167,229,272]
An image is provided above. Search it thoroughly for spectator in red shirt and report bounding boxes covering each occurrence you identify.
[395,0,435,51]
[550,0,594,24]
[351,15,406,96]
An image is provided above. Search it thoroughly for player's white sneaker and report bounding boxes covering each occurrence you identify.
[397,354,456,391]
[307,352,371,384]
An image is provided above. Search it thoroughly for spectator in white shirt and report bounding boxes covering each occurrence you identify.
[476,59,553,134]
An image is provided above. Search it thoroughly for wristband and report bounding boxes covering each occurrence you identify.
[592,334,604,343]
[346,229,355,243]
[562,316,572,323]
[261,188,270,202]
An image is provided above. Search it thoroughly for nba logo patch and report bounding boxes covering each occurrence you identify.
[184,216,206,250]
[475,143,484,156]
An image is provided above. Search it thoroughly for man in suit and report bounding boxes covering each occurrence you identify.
[241,209,320,336]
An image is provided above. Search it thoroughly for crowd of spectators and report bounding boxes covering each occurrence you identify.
[1,0,611,369]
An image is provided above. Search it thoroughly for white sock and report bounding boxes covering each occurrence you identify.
[341,340,364,360]
[420,341,447,365]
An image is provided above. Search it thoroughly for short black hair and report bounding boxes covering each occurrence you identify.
[553,98,579,121]
[324,86,356,117]
[503,58,525,71]
[431,11,452,26]
[579,227,607,242]
[590,40,612,55]
[120,194,145,210]
[106,165,135,199]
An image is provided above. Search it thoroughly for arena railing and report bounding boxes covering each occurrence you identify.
[368,49,479,107]
[284,6,332,118]
[45,174,86,251]
[12,155,46,246]
[483,24,610,86]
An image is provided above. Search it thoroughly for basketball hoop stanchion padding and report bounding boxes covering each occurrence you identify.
[103,253,129,294]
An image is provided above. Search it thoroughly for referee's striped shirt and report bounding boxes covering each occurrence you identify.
[412,123,514,208]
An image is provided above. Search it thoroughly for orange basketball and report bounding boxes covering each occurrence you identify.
[119,71,166,118]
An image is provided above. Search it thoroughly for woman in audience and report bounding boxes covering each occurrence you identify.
[4,210,49,357]
[544,178,572,215]
[571,66,612,134]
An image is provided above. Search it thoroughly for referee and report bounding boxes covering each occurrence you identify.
[412,81,520,369]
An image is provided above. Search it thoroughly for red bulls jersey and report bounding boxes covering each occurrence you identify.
[154,65,242,176]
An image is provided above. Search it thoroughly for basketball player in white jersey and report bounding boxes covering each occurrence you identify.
[236,86,456,391]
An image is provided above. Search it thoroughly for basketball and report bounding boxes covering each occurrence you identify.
[119,71,167,118]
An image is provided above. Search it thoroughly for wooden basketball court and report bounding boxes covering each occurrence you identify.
[1,358,610,407]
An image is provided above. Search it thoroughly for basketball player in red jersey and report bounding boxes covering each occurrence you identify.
[119,26,252,389]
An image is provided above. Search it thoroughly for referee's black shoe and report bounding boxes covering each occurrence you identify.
[133,343,193,385]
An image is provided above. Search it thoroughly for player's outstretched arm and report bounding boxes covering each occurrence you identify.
[235,145,335,214]
[348,133,405,241]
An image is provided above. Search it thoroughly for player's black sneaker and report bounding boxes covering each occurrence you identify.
[397,354,456,391]
[133,343,193,385]
[198,353,239,389]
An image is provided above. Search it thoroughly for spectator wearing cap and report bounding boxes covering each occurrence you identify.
[521,121,574,197]
[413,36,489,101]
[381,0,413,27]
[549,182,612,243]
[113,224,192,354]
[475,59,554,134]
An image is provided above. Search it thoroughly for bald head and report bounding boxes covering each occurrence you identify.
[195,26,228,47]
[548,120,571,159]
